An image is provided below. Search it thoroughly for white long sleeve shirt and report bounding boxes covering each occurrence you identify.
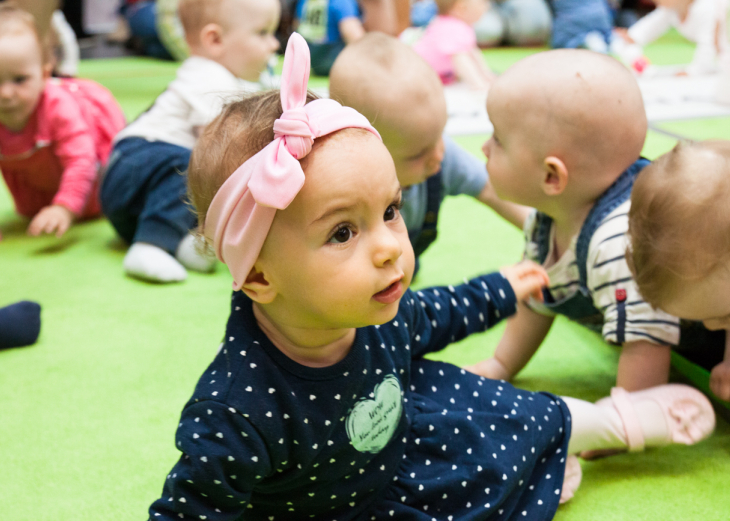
[628,0,729,74]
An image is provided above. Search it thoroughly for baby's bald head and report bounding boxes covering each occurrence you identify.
[330,33,446,139]
[330,33,448,186]
[180,0,260,45]
[489,49,647,195]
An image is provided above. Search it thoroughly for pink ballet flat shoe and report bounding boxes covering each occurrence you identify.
[607,384,716,451]
[559,455,582,504]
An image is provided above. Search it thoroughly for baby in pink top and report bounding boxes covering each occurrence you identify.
[0,5,125,239]
[413,0,495,89]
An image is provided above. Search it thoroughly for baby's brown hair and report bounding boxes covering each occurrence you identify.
[627,140,730,306]
[0,3,43,52]
[188,89,320,240]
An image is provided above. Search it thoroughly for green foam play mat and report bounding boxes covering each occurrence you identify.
[1,32,730,520]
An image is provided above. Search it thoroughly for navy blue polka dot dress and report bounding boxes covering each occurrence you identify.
[149,273,571,521]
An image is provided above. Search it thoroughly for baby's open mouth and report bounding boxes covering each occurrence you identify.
[373,278,404,304]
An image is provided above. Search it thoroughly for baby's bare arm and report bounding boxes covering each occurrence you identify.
[469,48,496,81]
[617,340,671,391]
[466,303,554,380]
[476,180,531,230]
[339,17,366,44]
[709,333,730,401]
[452,52,491,91]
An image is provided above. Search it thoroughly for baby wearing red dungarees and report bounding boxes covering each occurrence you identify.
[0,5,125,239]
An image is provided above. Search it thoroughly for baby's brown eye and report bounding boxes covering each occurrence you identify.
[384,205,396,221]
[329,226,352,243]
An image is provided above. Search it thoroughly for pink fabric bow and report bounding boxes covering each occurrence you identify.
[204,33,380,290]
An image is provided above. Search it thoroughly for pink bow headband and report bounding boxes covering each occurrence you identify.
[204,33,380,290]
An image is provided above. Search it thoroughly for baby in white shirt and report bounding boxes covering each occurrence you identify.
[623,0,729,75]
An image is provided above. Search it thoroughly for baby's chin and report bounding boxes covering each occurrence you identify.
[369,303,402,327]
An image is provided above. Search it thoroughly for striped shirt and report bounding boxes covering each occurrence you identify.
[523,201,680,346]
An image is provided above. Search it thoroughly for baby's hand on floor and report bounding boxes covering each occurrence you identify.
[28,205,74,237]
[500,261,549,302]
[710,360,730,401]
[465,357,512,381]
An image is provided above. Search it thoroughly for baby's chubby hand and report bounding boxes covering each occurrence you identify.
[500,261,549,303]
[710,360,730,402]
[27,205,74,238]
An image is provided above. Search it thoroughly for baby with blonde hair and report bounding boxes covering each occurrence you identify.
[628,140,730,401]
[101,0,280,283]
[0,4,125,239]
[146,34,715,520]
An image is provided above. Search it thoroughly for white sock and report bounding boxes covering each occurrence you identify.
[563,396,669,455]
[124,242,187,283]
[175,234,216,273]
[564,397,627,454]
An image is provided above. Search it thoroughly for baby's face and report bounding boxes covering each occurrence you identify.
[482,89,545,207]
[259,132,415,329]
[0,31,45,132]
[218,0,281,81]
[660,265,730,330]
[381,106,447,188]
[455,0,488,26]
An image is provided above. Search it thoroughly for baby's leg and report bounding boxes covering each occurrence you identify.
[563,385,715,455]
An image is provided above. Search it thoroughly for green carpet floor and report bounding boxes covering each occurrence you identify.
[2,33,730,520]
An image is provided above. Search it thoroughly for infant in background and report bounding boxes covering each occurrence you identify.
[619,0,729,75]
[412,0,496,89]
[628,140,730,402]
[330,33,528,273]
[0,5,125,240]
[147,34,715,520]
[469,49,686,392]
[101,0,280,283]
[296,0,365,76]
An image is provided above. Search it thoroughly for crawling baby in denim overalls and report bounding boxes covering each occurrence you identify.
[468,49,725,395]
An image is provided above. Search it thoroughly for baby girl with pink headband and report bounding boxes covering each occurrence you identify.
[147,33,716,520]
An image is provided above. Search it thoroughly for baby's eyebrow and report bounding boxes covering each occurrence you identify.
[311,205,352,226]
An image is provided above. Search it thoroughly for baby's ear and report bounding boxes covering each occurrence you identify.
[542,156,569,196]
[199,23,224,56]
[240,265,277,304]
[42,60,53,80]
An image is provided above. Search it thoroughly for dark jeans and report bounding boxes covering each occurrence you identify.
[122,1,173,60]
[101,137,195,254]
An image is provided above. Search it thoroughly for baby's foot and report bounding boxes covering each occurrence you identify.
[175,233,216,273]
[581,384,715,459]
[559,455,582,504]
[124,242,187,283]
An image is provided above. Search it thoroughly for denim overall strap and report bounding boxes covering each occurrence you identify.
[530,158,649,330]
[409,171,444,259]
[574,157,650,288]
[529,212,555,265]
